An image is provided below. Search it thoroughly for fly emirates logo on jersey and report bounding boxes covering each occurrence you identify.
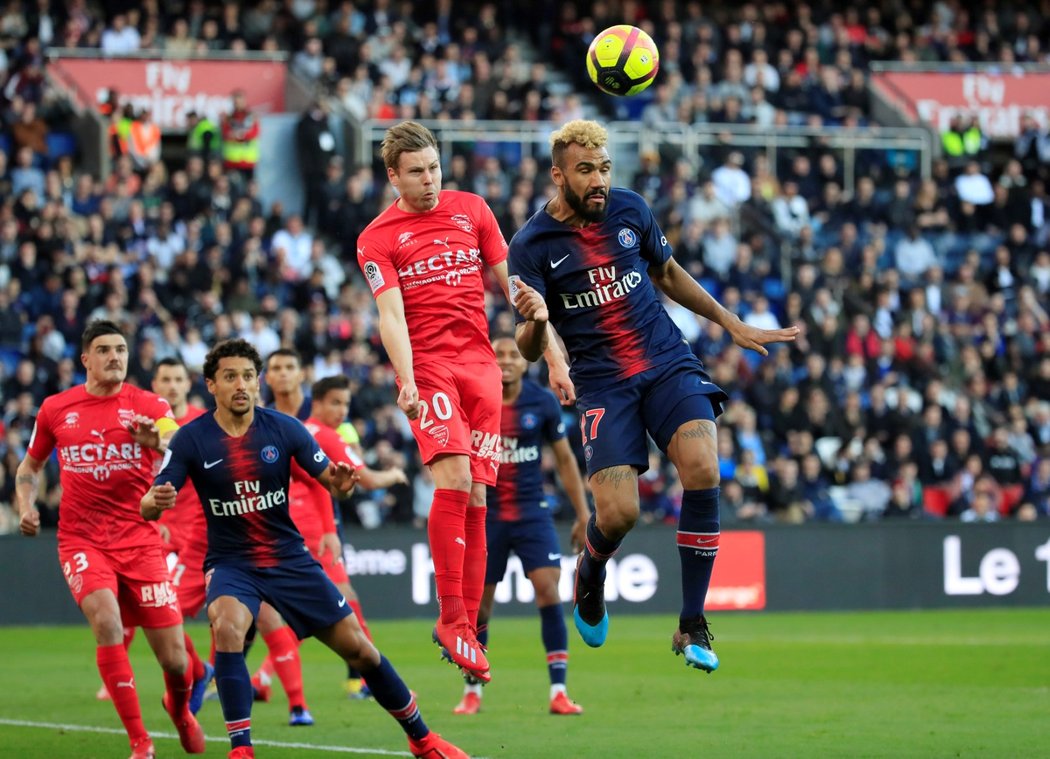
[500,436,539,464]
[58,437,146,481]
[397,244,483,291]
[208,479,287,517]
[560,264,643,311]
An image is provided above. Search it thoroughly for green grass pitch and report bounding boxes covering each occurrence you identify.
[1,609,1047,758]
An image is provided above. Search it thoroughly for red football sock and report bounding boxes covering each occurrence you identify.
[97,643,149,746]
[163,666,193,719]
[348,599,373,642]
[255,654,275,682]
[263,627,306,710]
[463,505,488,629]
[184,633,206,681]
[428,488,469,623]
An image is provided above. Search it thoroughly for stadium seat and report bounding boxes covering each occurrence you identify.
[999,484,1025,517]
[46,132,78,160]
[922,486,951,518]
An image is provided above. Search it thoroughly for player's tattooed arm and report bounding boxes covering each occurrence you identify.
[14,455,44,536]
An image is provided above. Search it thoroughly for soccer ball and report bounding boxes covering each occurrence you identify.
[586,25,660,97]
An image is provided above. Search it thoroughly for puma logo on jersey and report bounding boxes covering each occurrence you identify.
[433,237,450,247]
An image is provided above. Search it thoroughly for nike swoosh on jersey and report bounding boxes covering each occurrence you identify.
[338,597,347,607]
[203,459,223,469]
[548,552,561,561]
[551,254,571,268]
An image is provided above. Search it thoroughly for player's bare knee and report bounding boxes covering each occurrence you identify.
[679,459,720,490]
[91,616,125,646]
[210,616,247,651]
[157,646,188,674]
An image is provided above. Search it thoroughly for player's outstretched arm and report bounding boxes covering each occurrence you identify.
[319,461,361,498]
[14,454,45,537]
[648,258,800,356]
[551,437,590,553]
[358,466,409,490]
[141,483,178,521]
[374,288,420,419]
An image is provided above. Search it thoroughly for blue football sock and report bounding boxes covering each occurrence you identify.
[677,487,720,621]
[214,651,253,749]
[580,512,621,585]
[362,655,428,741]
[539,603,568,686]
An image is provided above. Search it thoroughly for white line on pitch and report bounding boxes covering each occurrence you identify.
[0,718,412,756]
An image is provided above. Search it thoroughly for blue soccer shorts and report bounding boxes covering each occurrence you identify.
[205,551,351,639]
[485,516,562,584]
[576,355,727,477]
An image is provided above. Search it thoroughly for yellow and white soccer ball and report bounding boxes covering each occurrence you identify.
[586,24,660,97]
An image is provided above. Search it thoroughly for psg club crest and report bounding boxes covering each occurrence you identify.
[261,445,280,464]
[617,228,637,248]
[521,412,538,430]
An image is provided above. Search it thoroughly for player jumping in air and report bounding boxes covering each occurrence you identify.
[510,121,798,672]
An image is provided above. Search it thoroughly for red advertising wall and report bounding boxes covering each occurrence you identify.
[49,57,286,132]
[872,69,1050,138]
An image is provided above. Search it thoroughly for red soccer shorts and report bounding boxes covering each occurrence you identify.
[170,549,208,618]
[59,543,183,628]
[300,529,350,585]
[407,361,502,486]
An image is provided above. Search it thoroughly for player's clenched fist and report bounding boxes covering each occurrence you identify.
[513,281,549,323]
[19,508,40,536]
[397,382,420,419]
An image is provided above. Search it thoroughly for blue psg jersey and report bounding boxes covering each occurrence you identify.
[156,407,330,569]
[487,379,566,522]
[509,187,693,390]
[266,395,311,421]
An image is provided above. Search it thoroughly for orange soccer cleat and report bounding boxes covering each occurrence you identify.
[163,692,207,754]
[408,731,471,758]
[452,690,481,715]
[549,691,584,715]
[432,619,490,683]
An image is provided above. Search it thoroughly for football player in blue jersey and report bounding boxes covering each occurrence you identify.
[141,338,468,759]
[509,120,798,673]
[453,336,590,716]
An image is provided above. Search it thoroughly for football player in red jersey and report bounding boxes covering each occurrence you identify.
[15,321,205,759]
[357,121,573,683]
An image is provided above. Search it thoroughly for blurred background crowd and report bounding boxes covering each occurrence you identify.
[0,0,1048,535]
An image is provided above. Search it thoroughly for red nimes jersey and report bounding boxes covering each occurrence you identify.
[159,405,208,555]
[289,417,363,537]
[28,384,175,549]
[356,190,508,365]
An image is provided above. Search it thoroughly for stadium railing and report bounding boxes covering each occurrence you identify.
[356,119,934,195]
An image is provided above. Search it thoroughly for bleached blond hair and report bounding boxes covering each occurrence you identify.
[549,120,609,167]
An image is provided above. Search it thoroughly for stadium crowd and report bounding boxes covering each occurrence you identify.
[0,0,1048,535]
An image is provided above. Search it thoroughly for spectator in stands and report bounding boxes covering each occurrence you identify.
[772,180,810,240]
[893,226,938,284]
[271,213,313,283]
[955,160,995,207]
[711,151,750,208]
[128,108,161,175]
[295,101,338,228]
[100,12,140,55]
[220,89,260,184]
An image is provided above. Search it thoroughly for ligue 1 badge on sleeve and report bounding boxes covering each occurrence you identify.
[508,274,521,301]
